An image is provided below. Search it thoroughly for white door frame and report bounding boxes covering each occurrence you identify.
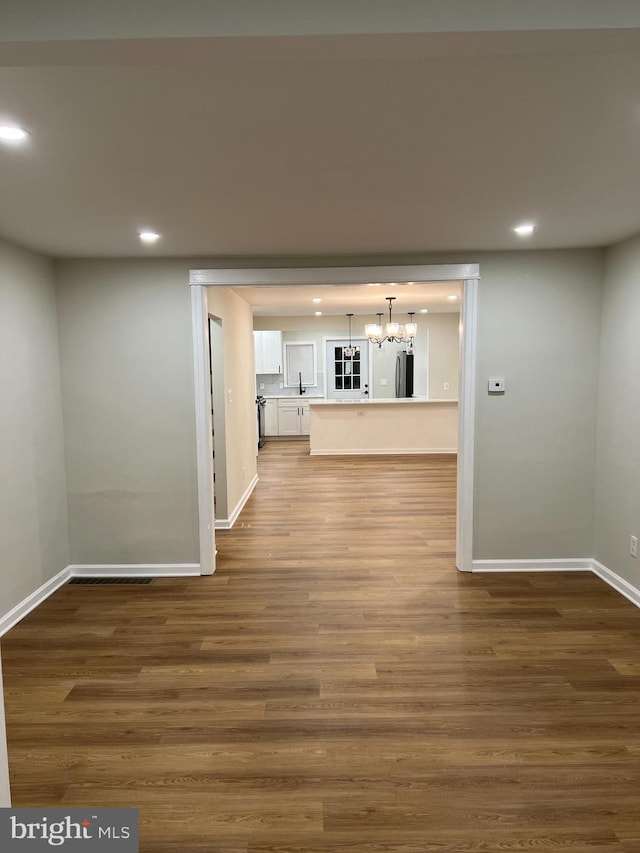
[190,264,478,573]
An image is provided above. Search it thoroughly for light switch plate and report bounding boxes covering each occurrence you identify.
[488,378,506,393]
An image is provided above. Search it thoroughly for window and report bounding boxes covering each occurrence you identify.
[284,341,317,388]
[333,346,361,391]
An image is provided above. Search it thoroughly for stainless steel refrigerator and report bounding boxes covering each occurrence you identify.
[395,350,414,398]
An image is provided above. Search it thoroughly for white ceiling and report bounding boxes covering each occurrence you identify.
[1,13,640,258]
[233,281,461,317]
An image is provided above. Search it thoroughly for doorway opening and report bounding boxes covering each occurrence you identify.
[208,315,228,523]
[190,264,478,575]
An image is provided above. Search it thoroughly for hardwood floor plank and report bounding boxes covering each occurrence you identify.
[2,441,640,852]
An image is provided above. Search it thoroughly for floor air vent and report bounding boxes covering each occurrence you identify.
[68,577,155,586]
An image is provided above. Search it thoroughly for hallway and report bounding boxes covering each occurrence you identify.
[3,443,640,852]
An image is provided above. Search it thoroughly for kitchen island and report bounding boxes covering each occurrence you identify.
[308,398,458,455]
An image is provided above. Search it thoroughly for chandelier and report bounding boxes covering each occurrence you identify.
[344,313,360,358]
[365,297,417,349]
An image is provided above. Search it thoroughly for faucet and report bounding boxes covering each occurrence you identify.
[298,371,306,395]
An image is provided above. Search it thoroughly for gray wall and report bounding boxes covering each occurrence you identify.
[595,234,640,586]
[0,238,69,615]
[53,250,604,568]
[473,249,603,559]
[0,246,606,586]
[55,259,199,564]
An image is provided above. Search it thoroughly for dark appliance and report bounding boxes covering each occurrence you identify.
[395,350,414,398]
[256,395,266,448]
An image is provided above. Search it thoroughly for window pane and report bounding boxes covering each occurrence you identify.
[335,347,342,359]
[335,377,343,390]
[354,377,361,389]
[335,361,342,376]
[344,376,352,390]
[285,342,316,386]
[353,362,360,375]
[345,361,351,376]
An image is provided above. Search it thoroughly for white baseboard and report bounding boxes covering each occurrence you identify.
[310,448,457,456]
[0,563,201,637]
[215,473,259,530]
[0,566,72,637]
[592,560,640,609]
[3,554,639,641]
[472,557,640,611]
[472,558,593,572]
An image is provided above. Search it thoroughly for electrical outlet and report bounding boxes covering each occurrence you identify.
[259,382,265,390]
[631,535,638,559]
[380,378,388,386]
[443,382,450,391]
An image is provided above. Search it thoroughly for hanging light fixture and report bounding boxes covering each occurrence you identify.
[344,313,360,358]
[365,297,417,349]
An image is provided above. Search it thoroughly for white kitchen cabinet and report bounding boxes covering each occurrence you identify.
[264,399,279,436]
[254,331,283,374]
[277,399,310,435]
[300,402,310,434]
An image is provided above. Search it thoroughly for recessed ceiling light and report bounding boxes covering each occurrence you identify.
[314,311,322,316]
[312,297,322,303]
[0,124,29,143]
[420,308,429,314]
[513,222,536,237]
[367,283,382,287]
[139,230,161,244]
[447,295,458,301]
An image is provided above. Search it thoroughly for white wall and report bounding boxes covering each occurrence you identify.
[206,287,258,521]
[427,312,459,400]
[594,233,640,587]
[208,317,228,520]
[310,401,458,455]
[0,237,69,616]
[473,249,602,559]
[55,259,200,565]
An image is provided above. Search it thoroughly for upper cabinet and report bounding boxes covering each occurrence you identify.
[254,331,283,374]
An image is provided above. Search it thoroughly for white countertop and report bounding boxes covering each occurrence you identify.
[309,397,458,405]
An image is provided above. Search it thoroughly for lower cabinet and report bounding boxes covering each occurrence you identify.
[277,400,310,436]
[264,399,279,436]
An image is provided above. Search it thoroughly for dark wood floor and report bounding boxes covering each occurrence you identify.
[3,441,640,852]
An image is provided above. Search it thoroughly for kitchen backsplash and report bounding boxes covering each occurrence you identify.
[256,373,322,397]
